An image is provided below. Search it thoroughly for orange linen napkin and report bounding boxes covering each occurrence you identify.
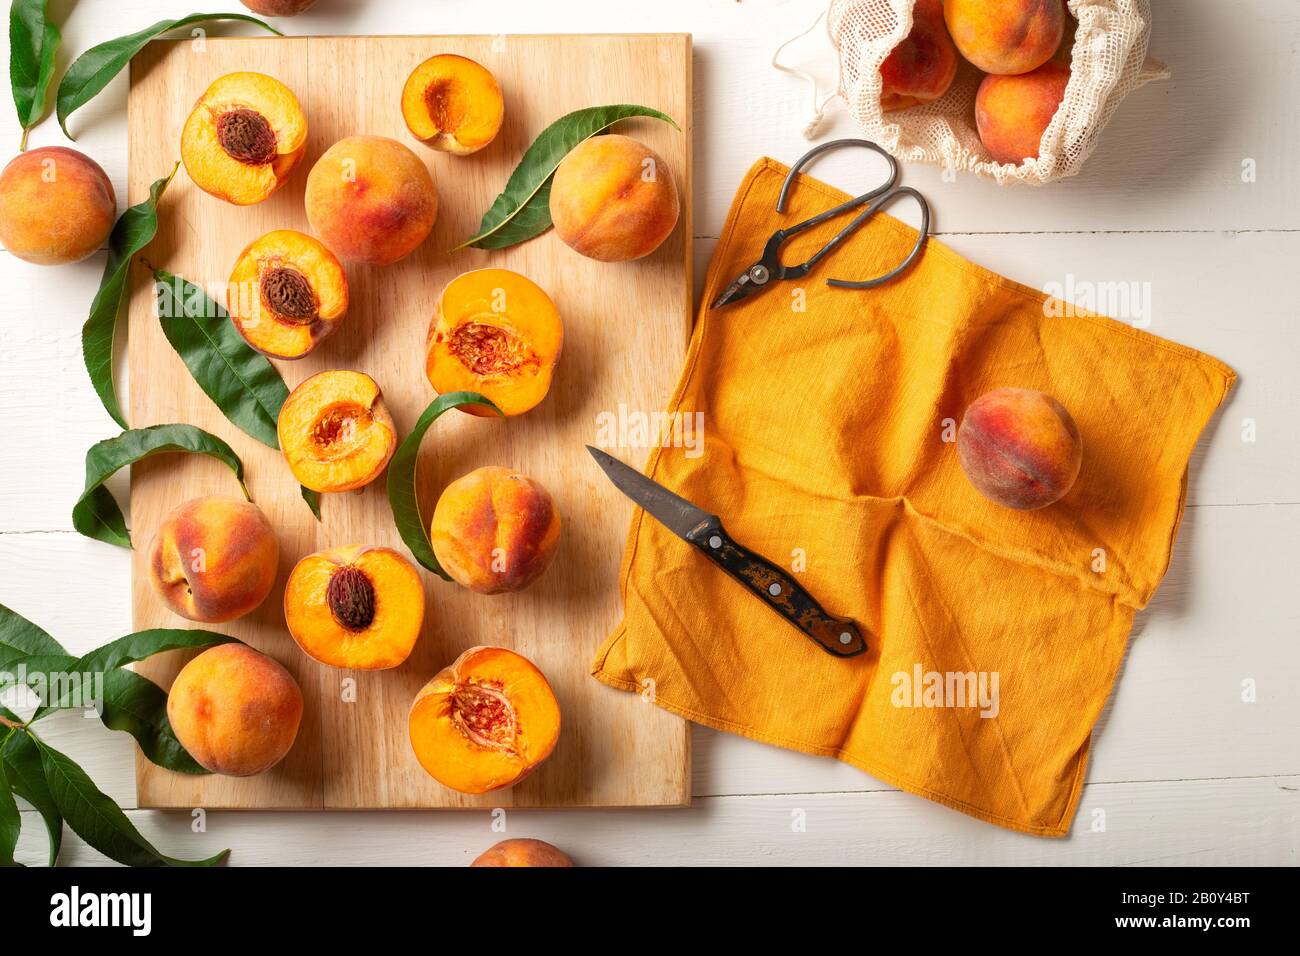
[591,158,1235,836]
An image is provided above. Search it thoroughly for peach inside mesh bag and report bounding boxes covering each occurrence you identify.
[802,0,1170,184]
[590,159,1234,835]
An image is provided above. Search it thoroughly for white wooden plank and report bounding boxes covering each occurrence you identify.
[1,0,1296,239]
[14,775,1296,866]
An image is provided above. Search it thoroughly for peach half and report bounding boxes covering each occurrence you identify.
[227,229,348,359]
[401,54,504,155]
[181,72,307,206]
[426,268,563,418]
[284,545,425,670]
[278,370,397,493]
[409,646,561,794]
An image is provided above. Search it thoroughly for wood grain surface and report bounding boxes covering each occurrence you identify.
[125,34,692,809]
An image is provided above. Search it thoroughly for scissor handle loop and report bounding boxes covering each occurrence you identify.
[776,139,900,213]
[827,187,930,290]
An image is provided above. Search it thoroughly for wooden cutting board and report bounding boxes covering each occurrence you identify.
[126,34,692,809]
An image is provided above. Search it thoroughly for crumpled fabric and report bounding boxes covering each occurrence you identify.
[591,158,1234,835]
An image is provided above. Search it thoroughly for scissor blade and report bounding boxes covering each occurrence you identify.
[585,446,716,541]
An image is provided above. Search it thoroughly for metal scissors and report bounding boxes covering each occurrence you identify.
[711,138,931,310]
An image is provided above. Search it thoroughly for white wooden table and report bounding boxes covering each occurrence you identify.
[2,0,1296,866]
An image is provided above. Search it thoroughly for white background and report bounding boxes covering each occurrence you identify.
[1,0,1296,866]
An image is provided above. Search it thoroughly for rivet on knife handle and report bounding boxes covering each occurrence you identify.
[685,518,867,658]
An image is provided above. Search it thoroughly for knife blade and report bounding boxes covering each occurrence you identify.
[586,446,867,658]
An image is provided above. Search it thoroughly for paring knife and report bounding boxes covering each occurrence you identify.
[586,446,867,659]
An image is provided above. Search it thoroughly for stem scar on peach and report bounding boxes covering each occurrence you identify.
[956,386,1082,510]
[147,496,280,623]
[401,54,504,155]
[549,133,680,262]
[227,229,348,359]
[429,466,561,594]
[305,135,438,266]
[0,147,116,265]
[166,643,303,777]
[426,269,563,417]
[181,72,307,206]
[408,646,561,794]
[285,545,426,671]
[278,370,397,494]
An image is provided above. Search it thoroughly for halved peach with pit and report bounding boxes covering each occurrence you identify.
[278,370,397,493]
[426,269,562,418]
[408,646,561,794]
[227,229,348,359]
[285,545,425,670]
[401,54,504,155]
[181,72,307,206]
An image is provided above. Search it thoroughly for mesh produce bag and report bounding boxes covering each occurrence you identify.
[827,0,1168,184]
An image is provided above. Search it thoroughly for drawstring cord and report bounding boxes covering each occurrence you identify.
[771,9,838,139]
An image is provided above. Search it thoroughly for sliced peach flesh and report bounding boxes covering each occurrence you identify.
[401,54,504,155]
[181,72,307,206]
[408,646,561,794]
[285,545,425,670]
[278,370,397,493]
[228,229,348,359]
[426,269,562,417]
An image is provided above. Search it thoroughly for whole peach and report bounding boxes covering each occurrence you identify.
[430,466,560,594]
[148,496,280,622]
[0,147,116,265]
[471,839,574,867]
[945,0,1065,76]
[305,135,438,265]
[239,0,317,14]
[975,61,1071,165]
[549,134,679,262]
[167,643,303,776]
[957,387,1082,510]
[880,0,959,111]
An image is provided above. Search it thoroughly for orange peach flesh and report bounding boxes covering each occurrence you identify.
[425,268,563,417]
[284,545,426,670]
[408,646,562,794]
[401,54,504,155]
[278,370,397,493]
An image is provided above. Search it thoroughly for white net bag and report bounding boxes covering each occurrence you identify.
[826,0,1168,184]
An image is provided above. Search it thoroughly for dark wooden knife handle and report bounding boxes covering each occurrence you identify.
[684,518,867,658]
